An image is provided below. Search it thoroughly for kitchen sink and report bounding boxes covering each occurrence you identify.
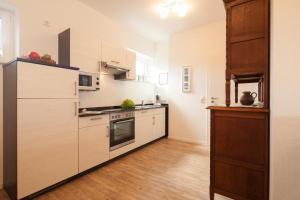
[135,105,162,109]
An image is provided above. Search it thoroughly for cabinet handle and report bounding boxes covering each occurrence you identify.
[98,61,101,72]
[152,116,155,125]
[74,82,77,96]
[141,111,147,114]
[90,117,103,121]
[74,102,78,116]
[106,126,110,138]
[111,60,120,64]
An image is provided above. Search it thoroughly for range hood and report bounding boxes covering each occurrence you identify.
[100,61,129,75]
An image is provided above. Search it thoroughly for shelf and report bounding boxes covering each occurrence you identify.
[207,106,269,113]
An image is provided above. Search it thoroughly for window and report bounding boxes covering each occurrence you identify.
[135,53,153,83]
[0,8,14,63]
[0,18,3,57]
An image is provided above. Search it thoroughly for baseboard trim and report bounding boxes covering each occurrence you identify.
[168,136,209,146]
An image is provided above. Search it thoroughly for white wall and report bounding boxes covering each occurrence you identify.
[0,0,163,188]
[153,41,169,102]
[270,0,300,199]
[168,20,226,144]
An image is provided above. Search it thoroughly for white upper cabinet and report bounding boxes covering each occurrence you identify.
[101,41,126,68]
[70,34,101,73]
[17,62,79,99]
[125,50,136,80]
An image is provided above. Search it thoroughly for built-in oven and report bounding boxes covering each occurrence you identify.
[79,71,100,91]
[110,111,135,151]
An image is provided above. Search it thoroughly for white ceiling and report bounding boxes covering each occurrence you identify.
[78,0,225,42]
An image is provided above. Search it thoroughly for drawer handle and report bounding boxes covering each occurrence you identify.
[141,111,147,114]
[90,117,103,121]
[106,126,110,138]
[74,82,77,96]
[111,60,120,64]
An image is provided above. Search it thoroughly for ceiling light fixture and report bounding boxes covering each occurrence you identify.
[159,0,188,19]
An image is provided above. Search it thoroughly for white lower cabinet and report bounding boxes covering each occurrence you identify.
[153,113,166,140]
[79,123,110,173]
[135,108,166,148]
[17,99,79,199]
[135,113,154,147]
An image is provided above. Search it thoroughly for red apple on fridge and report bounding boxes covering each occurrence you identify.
[29,51,41,60]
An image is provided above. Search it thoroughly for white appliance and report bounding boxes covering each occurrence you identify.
[79,71,100,91]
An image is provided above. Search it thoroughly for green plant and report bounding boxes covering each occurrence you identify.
[121,99,135,110]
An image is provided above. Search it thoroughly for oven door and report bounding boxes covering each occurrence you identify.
[110,118,135,151]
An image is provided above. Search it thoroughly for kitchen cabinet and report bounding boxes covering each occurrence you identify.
[153,113,166,140]
[79,119,110,173]
[17,99,79,199]
[18,62,79,99]
[135,108,166,148]
[101,41,126,68]
[59,29,101,73]
[124,50,136,80]
[3,61,79,200]
[135,112,154,147]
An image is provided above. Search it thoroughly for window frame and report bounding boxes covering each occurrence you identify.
[135,53,154,83]
[0,8,15,63]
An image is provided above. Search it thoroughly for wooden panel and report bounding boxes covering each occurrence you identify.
[230,38,266,71]
[17,99,79,199]
[214,162,265,200]
[17,62,78,99]
[3,63,18,200]
[79,124,110,173]
[214,111,267,165]
[58,29,70,66]
[230,0,266,42]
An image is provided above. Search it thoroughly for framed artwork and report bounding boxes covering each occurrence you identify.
[182,66,191,93]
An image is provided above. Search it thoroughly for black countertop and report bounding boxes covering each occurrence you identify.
[3,57,80,71]
[79,104,168,117]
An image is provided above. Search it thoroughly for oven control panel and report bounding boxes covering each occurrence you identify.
[110,111,135,121]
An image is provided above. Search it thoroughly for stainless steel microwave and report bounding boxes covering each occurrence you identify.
[79,71,100,91]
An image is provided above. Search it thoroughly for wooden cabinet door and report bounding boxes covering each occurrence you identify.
[17,62,78,99]
[101,41,125,68]
[229,0,266,41]
[227,0,269,73]
[125,50,136,80]
[79,124,110,173]
[17,99,79,199]
[135,114,154,147]
[153,114,165,140]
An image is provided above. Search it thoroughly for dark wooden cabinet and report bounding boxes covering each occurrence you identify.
[208,0,270,199]
[209,107,269,200]
[225,0,270,107]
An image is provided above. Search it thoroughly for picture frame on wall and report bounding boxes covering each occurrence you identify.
[159,73,168,85]
[182,66,191,93]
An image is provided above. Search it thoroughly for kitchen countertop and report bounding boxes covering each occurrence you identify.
[79,104,168,117]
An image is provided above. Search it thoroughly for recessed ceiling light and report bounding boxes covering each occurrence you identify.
[159,0,188,19]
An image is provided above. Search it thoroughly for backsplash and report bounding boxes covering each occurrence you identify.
[79,75,155,108]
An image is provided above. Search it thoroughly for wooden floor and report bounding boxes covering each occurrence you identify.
[0,139,228,200]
